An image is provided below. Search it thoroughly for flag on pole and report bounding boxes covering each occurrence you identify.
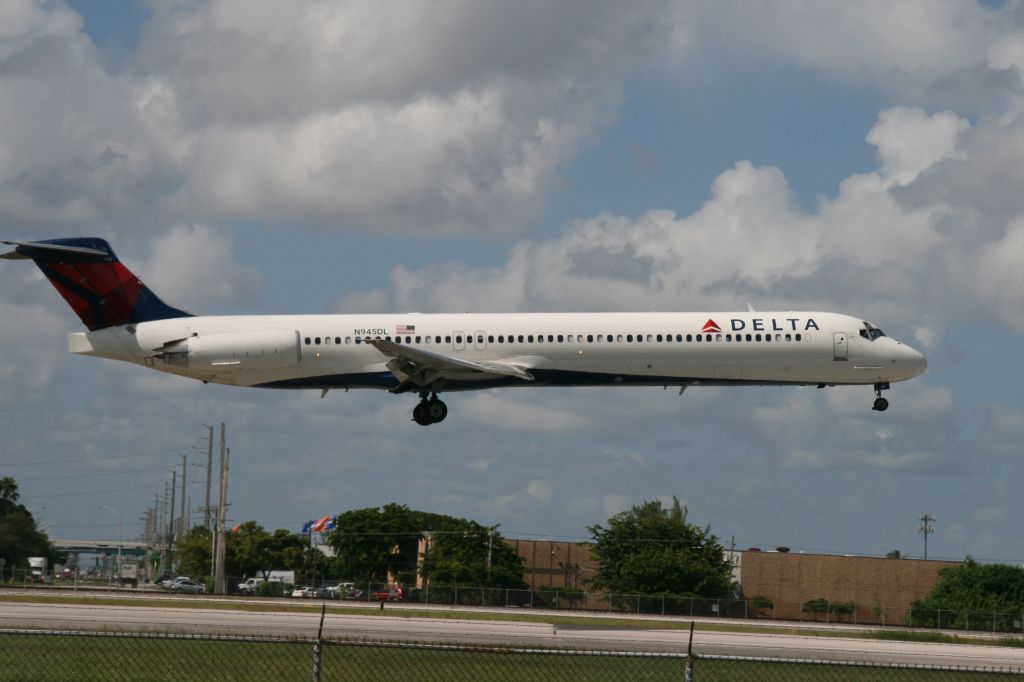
[311,515,333,533]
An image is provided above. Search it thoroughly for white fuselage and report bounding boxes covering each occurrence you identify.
[68,311,927,392]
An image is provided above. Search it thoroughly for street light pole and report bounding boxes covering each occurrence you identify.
[99,505,123,583]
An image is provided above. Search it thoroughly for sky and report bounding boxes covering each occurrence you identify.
[2,0,1023,564]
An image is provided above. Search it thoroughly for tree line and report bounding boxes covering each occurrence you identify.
[0,477,59,571]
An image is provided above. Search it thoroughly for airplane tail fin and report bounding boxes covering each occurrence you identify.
[1,237,192,331]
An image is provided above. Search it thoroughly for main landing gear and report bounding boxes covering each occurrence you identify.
[872,382,890,412]
[413,392,448,426]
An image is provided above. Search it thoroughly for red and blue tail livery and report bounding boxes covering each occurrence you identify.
[1,237,191,331]
[2,236,926,424]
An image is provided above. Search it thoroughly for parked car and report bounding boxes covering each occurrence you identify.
[237,577,265,595]
[372,586,405,602]
[325,582,364,600]
[160,575,191,589]
[313,586,333,599]
[291,586,314,598]
[169,579,206,594]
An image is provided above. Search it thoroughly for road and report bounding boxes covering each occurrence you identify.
[3,599,1023,670]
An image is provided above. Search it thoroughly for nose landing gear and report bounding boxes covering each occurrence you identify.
[872,382,890,412]
[412,392,448,426]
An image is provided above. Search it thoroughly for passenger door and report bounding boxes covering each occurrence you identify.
[833,332,848,361]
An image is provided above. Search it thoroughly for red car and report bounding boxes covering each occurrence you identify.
[372,586,405,602]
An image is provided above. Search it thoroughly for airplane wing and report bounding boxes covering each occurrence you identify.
[366,339,534,393]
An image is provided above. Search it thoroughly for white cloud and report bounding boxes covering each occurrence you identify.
[866,107,968,186]
[137,224,263,312]
[980,405,1024,457]
[601,493,632,518]
[461,393,588,432]
[0,293,69,394]
[0,1,669,237]
[525,480,557,504]
[681,1,1003,97]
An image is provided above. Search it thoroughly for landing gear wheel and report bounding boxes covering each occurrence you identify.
[425,398,448,423]
[412,402,432,426]
[412,394,448,425]
[872,382,891,412]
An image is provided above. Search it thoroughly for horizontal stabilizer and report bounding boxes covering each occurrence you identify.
[1,239,109,260]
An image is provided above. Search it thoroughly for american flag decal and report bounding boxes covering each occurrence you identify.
[396,324,416,334]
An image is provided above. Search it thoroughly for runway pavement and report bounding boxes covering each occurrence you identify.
[3,599,1024,669]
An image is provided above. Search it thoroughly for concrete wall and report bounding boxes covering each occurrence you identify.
[507,540,959,624]
[507,539,599,591]
[737,551,959,623]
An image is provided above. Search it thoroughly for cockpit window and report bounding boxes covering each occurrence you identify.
[859,322,886,341]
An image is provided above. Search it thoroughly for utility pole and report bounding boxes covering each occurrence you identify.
[214,423,229,594]
[179,453,188,539]
[168,469,177,571]
[159,486,169,574]
[153,493,160,548]
[204,424,214,530]
[918,513,935,560]
[167,474,176,541]
[486,527,494,582]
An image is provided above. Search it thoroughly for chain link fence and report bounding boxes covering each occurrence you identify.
[0,629,1019,681]
[9,568,1024,635]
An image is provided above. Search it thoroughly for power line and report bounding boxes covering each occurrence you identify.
[31,484,163,499]
[18,465,172,482]
[3,446,193,466]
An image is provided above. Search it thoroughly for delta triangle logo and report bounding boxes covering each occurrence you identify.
[701,319,722,334]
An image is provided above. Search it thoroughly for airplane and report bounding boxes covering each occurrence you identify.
[2,237,927,426]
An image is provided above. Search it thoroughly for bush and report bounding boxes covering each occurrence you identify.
[258,581,291,598]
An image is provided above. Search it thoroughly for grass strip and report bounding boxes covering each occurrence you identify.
[0,632,1012,682]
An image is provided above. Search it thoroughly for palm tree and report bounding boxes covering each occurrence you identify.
[0,477,18,503]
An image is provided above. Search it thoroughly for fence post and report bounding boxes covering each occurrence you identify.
[636,594,640,614]
[662,596,665,616]
[505,588,509,608]
[311,604,325,682]
[689,597,693,617]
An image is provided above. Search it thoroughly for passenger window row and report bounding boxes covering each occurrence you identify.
[302,332,805,346]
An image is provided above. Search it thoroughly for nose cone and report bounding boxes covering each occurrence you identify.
[896,342,928,379]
